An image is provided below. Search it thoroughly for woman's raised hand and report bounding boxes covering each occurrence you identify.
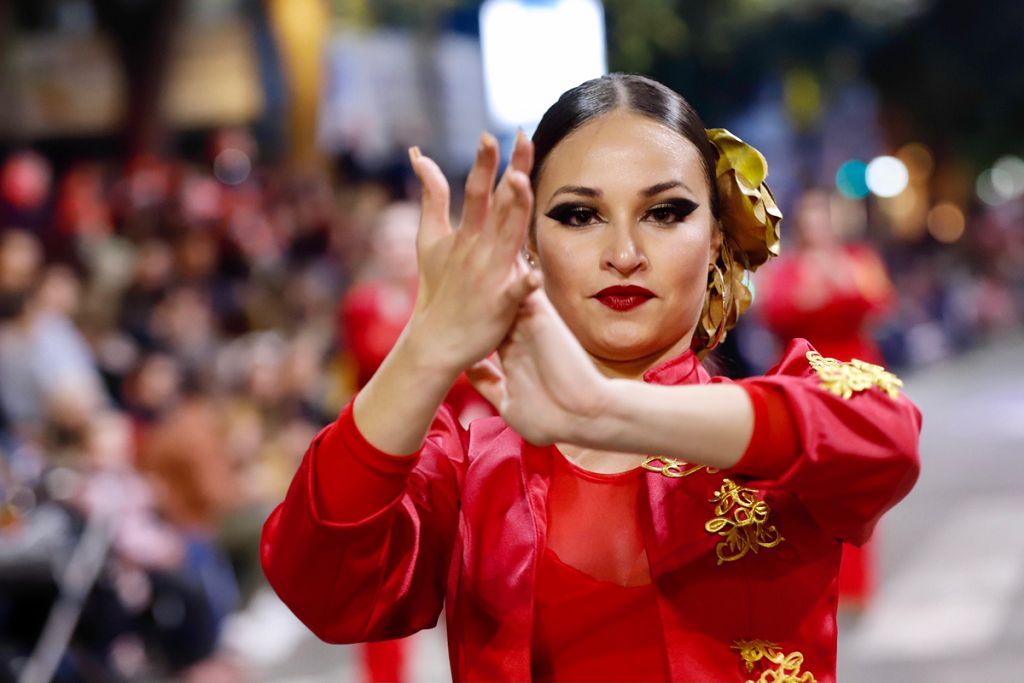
[407,132,541,375]
[467,286,610,446]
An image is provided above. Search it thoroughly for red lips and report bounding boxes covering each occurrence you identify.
[594,285,655,311]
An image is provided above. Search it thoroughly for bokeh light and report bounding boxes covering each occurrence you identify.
[991,155,1024,200]
[783,68,822,128]
[976,169,1005,206]
[926,202,966,243]
[836,159,870,199]
[897,142,934,180]
[866,155,909,197]
[213,148,252,185]
[881,185,927,240]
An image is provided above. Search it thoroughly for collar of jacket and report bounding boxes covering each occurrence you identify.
[641,347,710,386]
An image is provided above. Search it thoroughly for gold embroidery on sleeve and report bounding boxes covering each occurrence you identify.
[641,456,719,479]
[805,350,902,400]
[732,640,817,683]
[705,480,783,564]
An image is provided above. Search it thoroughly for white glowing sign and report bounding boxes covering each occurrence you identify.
[480,0,607,130]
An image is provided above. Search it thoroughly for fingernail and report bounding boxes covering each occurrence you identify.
[408,146,421,164]
[480,132,497,155]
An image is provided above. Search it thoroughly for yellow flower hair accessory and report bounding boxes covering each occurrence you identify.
[693,129,782,354]
[706,128,782,269]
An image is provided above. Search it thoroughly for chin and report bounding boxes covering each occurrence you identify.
[585,330,665,362]
[580,316,694,362]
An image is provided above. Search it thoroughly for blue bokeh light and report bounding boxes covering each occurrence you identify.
[835,160,870,199]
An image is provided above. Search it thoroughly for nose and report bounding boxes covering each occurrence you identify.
[602,222,649,277]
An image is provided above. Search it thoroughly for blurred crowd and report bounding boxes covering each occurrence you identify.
[0,131,417,681]
[1,127,1022,681]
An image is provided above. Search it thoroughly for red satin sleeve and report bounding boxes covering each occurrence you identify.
[733,382,801,479]
[312,398,420,523]
[260,396,467,644]
[731,338,921,545]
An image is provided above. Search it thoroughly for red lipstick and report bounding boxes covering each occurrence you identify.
[594,285,655,311]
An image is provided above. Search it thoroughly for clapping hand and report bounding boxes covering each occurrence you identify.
[408,132,541,375]
[468,285,609,446]
[410,131,608,445]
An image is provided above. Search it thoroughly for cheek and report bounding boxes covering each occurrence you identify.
[659,230,713,293]
[535,231,585,290]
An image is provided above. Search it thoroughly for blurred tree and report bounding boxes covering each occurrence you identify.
[599,0,879,124]
[602,0,688,74]
[867,0,1024,169]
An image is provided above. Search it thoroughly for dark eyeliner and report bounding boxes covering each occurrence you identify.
[652,198,699,220]
[544,203,599,226]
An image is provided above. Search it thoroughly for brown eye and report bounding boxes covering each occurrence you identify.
[545,204,602,227]
[644,199,699,225]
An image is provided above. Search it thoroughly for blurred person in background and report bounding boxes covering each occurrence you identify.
[137,376,244,656]
[757,187,895,612]
[338,201,419,683]
[76,409,233,680]
[759,188,893,365]
[262,74,921,683]
[339,200,496,682]
[0,236,109,441]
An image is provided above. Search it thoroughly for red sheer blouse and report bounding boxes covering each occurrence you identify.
[531,449,669,682]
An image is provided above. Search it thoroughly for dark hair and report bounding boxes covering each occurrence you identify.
[530,73,720,219]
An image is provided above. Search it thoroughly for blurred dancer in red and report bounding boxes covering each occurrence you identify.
[759,188,895,610]
[339,202,493,682]
[265,75,919,682]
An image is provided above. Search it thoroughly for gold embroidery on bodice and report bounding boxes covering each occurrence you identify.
[705,479,784,564]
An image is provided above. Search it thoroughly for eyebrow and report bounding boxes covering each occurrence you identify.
[550,185,601,198]
[549,180,695,200]
[640,180,693,197]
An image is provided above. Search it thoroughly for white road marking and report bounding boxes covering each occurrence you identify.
[408,622,452,683]
[849,498,1024,660]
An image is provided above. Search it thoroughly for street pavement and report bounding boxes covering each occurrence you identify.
[839,331,1024,682]
[232,332,1024,682]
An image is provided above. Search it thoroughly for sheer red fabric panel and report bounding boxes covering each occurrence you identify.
[532,451,669,682]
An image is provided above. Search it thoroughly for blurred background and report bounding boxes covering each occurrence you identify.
[0,0,1021,681]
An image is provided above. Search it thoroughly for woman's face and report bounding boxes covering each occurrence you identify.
[530,110,720,364]
[794,189,838,249]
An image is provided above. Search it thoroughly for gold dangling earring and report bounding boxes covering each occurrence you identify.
[700,262,727,351]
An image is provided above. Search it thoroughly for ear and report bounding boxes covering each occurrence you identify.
[524,222,541,266]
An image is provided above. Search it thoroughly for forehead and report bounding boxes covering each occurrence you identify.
[536,110,708,199]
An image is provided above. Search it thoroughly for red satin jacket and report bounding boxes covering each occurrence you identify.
[261,338,921,682]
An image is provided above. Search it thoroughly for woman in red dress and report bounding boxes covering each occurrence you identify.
[758,188,896,612]
[340,201,496,681]
[261,74,920,682]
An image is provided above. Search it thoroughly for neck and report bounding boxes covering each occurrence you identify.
[587,333,695,381]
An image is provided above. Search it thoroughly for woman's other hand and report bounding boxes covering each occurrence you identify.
[467,285,609,445]
[407,132,541,375]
